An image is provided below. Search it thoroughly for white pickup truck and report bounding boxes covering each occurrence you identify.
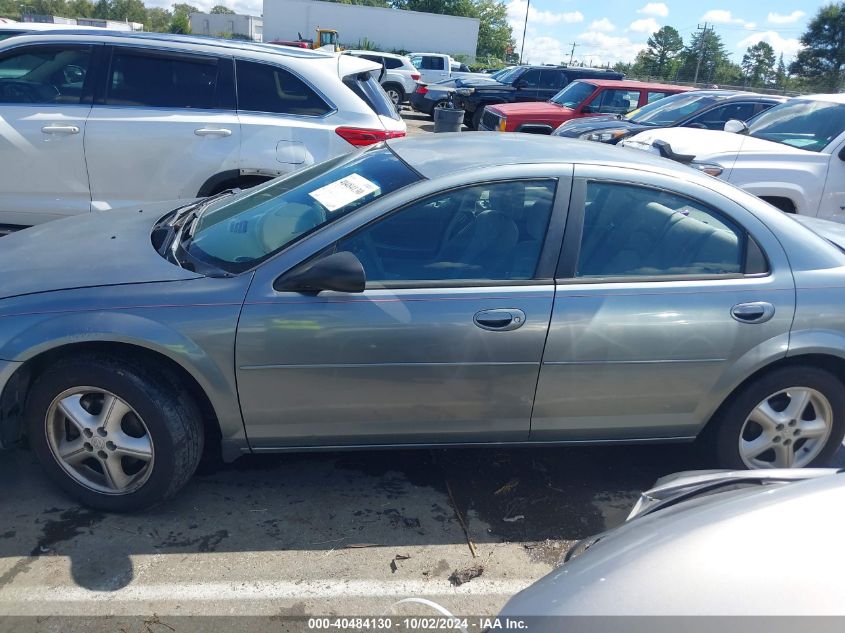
[409,52,486,84]
[619,94,845,222]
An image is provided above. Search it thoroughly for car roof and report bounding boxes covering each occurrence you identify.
[1,31,336,60]
[571,78,691,90]
[388,133,681,179]
[795,93,845,104]
[345,50,408,59]
[0,23,105,31]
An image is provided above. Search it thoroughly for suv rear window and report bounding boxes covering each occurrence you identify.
[236,60,331,116]
[343,72,400,120]
[384,57,404,70]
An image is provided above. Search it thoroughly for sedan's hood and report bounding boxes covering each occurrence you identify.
[0,202,201,300]
[622,127,811,161]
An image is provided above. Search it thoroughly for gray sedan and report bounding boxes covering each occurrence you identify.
[2,134,845,511]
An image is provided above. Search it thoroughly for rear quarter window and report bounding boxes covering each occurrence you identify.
[343,72,400,120]
[236,59,331,116]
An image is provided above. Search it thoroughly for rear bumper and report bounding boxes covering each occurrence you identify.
[409,92,432,114]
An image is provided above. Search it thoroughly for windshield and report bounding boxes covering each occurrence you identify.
[550,81,595,108]
[629,92,720,126]
[747,99,845,152]
[187,147,420,273]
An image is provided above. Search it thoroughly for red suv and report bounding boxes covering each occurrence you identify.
[479,79,692,134]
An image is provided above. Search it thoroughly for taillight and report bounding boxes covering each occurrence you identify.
[415,84,428,95]
[335,127,406,147]
[411,73,421,81]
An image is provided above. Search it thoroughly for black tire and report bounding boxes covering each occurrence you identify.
[26,354,203,512]
[206,175,270,197]
[428,100,447,120]
[709,365,845,469]
[383,83,405,106]
[471,108,484,130]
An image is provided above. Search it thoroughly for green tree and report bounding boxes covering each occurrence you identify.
[210,4,234,13]
[172,3,199,15]
[774,53,789,89]
[67,0,96,17]
[474,0,512,59]
[641,26,683,78]
[790,2,845,91]
[741,41,776,86]
[169,9,190,32]
[677,27,731,83]
[145,6,172,31]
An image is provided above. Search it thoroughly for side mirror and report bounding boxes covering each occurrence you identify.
[275,251,366,294]
[723,119,748,134]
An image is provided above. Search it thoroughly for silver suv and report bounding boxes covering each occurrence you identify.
[344,50,420,104]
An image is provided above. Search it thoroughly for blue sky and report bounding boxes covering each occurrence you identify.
[149,0,823,64]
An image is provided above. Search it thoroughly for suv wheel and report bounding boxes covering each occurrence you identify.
[383,83,405,106]
[27,354,203,511]
[711,366,845,469]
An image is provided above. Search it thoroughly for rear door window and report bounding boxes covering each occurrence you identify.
[647,91,670,103]
[236,59,331,116]
[106,48,230,109]
[688,102,757,129]
[539,69,566,91]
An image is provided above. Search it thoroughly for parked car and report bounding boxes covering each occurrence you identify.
[409,67,520,118]
[554,89,786,144]
[0,31,405,228]
[620,94,845,220]
[343,50,420,105]
[478,79,691,134]
[501,469,845,621]
[3,134,845,511]
[455,65,625,129]
[408,52,485,83]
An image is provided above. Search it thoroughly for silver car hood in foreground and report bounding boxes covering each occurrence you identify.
[501,472,845,617]
[0,203,200,300]
[792,215,845,251]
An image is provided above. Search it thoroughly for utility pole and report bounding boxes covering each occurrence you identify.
[693,22,711,84]
[519,0,530,65]
[567,41,578,65]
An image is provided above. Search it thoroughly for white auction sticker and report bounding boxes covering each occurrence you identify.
[308,174,380,212]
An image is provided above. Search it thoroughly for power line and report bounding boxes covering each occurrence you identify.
[693,22,712,84]
[567,41,578,65]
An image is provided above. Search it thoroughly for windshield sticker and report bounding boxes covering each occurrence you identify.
[308,174,380,212]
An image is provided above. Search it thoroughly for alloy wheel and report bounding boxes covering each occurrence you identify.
[45,387,154,494]
[738,387,833,469]
[387,88,401,105]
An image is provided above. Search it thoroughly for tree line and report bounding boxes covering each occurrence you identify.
[1,0,514,61]
[615,3,845,92]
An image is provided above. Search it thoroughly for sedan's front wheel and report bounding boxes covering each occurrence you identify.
[27,354,203,511]
[712,366,845,469]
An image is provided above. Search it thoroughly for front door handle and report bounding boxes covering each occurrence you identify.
[195,127,232,137]
[731,302,775,324]
[473,308,526,332]
[41,125,80,135]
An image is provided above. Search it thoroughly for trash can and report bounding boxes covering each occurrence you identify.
[433,104,464,133]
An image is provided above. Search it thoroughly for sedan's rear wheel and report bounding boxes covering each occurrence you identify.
[28,354,203,511]
[712,366,845,469]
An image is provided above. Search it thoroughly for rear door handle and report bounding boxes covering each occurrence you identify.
[41,125,79,135]
[731,302,775,324]
[473,308,526,332]
[194,128,232,137]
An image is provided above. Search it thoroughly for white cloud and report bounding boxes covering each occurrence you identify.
[577,30,647,65]
[637,3,669,18]
[518,35,566,65]
[506,0,583,27]
[589,18,616,32]
[701,9,755,28]
[737,31,802,59]
[629,17,660,34]
[767,10,805,24]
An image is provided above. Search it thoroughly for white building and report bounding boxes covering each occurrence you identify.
[190,12,263,42]
[263,0,479,59]
[21,15,143,31]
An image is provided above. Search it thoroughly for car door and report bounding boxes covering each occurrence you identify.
[514,68,541,102]
[537,69,566,102]
[0,42,95,225]
[236,169,571,448]
[84,46,240,210]
[411,55,448,83]
[685,101,758,129]
[820,133,845,220]
[532,165,795,441]
[582,88,642,117]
